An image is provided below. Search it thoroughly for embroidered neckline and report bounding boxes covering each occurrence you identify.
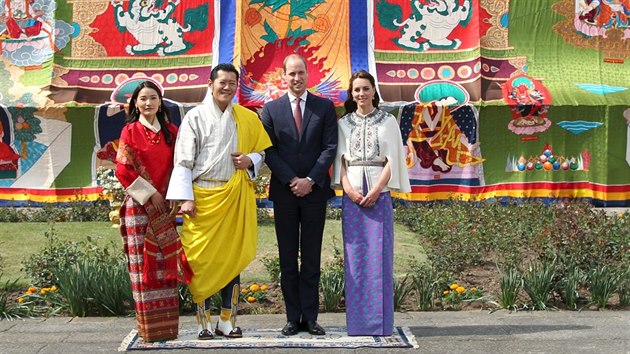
[144,126,161,144]
[345,108,388,126]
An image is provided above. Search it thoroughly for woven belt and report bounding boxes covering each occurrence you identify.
[347,161,386,167]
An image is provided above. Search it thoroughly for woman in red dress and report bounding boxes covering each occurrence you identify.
[115,80,191,342]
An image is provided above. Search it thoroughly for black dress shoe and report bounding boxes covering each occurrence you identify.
[281,321,300,336]
[306,321,326,335]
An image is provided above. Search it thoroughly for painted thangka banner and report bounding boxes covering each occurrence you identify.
[50,0,215,104]
[0,0,629,206]
[225,0,362,108]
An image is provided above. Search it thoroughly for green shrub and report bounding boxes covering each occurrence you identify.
[587,265,621,309]
[326,204,341,220]
[20,224,132,316]
[522,260,556,310]
[0,207,29,222]
[616,267,630,307]
[257,208,274,225]
[556,263,584,310]
[178,284,195,314]
[393,274,413,311]
[21,225,84,286]
[542,203,622,272]
[498,267,522,311]
[412,266,441,311]
[0,201,110,223]
[13,284,66,317]
[0,276,28,320]
[261,255,281,285]
[395,200,547,274]
[319,246,344,312]
[55,256,132,317]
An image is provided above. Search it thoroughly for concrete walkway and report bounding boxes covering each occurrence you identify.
[0,311,629,353]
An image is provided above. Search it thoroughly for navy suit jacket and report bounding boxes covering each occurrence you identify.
[261,92,338,203]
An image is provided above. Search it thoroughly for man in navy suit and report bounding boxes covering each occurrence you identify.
[261,54,338,336]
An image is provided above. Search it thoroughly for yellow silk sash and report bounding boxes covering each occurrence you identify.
[181,104,271,303]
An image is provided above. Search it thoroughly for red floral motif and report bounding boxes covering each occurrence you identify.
[239,37,340,108]
[245,8,262,26]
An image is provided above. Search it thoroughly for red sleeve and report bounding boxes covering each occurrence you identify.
[115,125,140,189]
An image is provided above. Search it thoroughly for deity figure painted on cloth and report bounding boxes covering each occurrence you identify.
[0,106,19,180]
[0,0,72,67]
[502,76,552,136]
[399,95,485,185]
[574,0,630,37]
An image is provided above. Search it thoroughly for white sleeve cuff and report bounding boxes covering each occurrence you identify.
[166,166,194,201]
[246,152,263,179]
[126,177,157,206]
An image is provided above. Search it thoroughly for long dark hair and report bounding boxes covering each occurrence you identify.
[343,70,380,116]
[126,80,173,145]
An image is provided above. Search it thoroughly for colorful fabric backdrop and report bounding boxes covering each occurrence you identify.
[0,0,629,206]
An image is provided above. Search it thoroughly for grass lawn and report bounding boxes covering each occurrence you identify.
[0,220,424,287]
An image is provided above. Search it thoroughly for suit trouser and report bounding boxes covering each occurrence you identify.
[274,199,327,322]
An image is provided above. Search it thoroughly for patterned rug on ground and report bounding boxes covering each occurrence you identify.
[119,326,418,351]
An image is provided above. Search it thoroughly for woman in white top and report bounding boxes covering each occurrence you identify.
[332,70,411,336]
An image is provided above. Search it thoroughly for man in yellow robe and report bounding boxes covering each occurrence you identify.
[166,63,272,339]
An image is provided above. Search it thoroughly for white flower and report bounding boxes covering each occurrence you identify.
[96,167,125,206]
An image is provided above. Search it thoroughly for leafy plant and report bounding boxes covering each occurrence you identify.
[393,274,413,311]
[320,265,344,312]
[257,208,274,225]
[14,284,66,317]
[21,225,84,286]
[320,246,345,312]
[587,266,621,309]
[178,284,195,314]
[326,204,342,220]
[0,207,29,222]
[498,267,522,311]
[0,276,28,320]
[96,167,125,207]
[55,257,132,317]
[412,267,440,311]
[556,261,584,310]
[261,255,281,285]
[617,267,630,307]
[441,282,485,308]
[522,260,556,310]
[0,201,110,223]
[240,283,268,303]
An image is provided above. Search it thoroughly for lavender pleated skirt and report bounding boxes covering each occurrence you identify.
[341,192,394,336]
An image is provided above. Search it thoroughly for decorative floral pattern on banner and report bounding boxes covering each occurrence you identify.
[237,0,350,108]
[49,0,215,104]
[0,0,628,206]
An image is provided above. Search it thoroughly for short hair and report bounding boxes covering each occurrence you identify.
[210,63,239,82]
[282,54,308,73]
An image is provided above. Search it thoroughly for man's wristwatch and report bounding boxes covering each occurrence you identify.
[306,177,315,185]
